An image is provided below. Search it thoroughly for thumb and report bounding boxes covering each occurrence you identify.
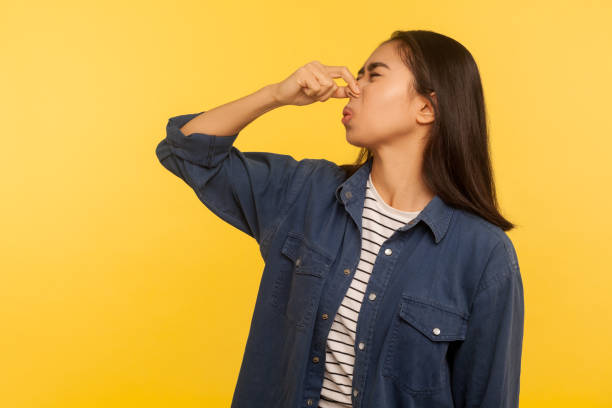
[331,85,357,99]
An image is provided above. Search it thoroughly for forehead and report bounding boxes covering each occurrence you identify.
[369,41,398,60]
[358,41,403,73]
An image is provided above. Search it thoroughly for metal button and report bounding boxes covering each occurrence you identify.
[358,342,365,350]
[353,389,359,396]
[312,356,319,363]
[368,293,376,301]
[384,248,392,256]
[345,191,352,199]
[322,313,329,320]
[432,327,441,336]
[295,258,301,266]
[307,398,313,406]
[343,268,351,276]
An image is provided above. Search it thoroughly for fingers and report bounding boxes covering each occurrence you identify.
[309,65,338,102]
[319,82,338,102]
[332,86,359,98]
[333,86,356,99]
[306,61,360,101]
[300,61,361,101]
[321,64,360,95]
[298,66,321,97]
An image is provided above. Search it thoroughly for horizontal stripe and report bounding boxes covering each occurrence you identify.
[319,173,420,407]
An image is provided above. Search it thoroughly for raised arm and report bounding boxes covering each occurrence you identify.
[155,62,360,256]
[178,84,282,138]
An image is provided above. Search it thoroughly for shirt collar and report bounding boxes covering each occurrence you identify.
[335,156,455,244]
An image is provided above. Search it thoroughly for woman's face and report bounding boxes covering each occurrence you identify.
[344,41,430,148]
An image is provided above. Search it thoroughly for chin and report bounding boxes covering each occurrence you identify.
[345,129,371,149]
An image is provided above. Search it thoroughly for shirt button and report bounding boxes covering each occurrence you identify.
[353,389,359,397]
[295,258,301,266]
[345,191,352,199]
[368,292,376,301]
[312,356,320,363]
[358,342,365,350]
[307,398,313,406]
[384,248,392,256]
[343,268,351,276]
[432,327,441,335]
[322,313,329,320]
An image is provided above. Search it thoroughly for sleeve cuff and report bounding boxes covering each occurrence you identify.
[164,111,240,168]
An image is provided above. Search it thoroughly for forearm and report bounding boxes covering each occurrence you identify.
[179,83,282,137]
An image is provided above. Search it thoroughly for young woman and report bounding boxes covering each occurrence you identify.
[156,30,524,408]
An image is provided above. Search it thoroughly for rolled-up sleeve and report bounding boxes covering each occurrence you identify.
[450,240,525,407]
[155,111,314,249]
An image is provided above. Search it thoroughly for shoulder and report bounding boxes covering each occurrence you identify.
[451,207,520,290]
[310,158,348,179]
[293,157,348,188]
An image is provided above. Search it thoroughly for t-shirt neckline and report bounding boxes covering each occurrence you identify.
[368,172,421,217]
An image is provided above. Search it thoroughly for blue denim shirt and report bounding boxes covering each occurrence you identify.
[155,111,525,408]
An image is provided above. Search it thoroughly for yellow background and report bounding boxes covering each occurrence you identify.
[2,0,611,407]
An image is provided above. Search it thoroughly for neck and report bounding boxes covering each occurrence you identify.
[369,146,434,213]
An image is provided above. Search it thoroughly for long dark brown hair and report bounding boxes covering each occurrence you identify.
[340,30,516,231]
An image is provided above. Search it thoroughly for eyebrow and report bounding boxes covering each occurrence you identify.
[357,62,390,76]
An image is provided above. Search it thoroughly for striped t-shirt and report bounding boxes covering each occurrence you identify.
[318,172,421,407]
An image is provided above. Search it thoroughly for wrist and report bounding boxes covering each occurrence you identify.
[264,83,283,108]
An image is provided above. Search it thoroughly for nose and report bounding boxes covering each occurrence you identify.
[350,77,363,98]
[355,75,367,88]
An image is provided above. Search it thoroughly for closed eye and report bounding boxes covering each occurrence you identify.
[357,72,380,80]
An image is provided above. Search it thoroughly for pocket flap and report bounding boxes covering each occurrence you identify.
[399,296,468,342]
[281,232,332,277]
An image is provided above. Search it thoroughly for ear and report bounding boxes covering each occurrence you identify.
[416,91,436,125]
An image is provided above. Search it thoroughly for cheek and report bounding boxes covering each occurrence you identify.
[362,87,412,131]
[363,83,407,112]
[379,83,410,109]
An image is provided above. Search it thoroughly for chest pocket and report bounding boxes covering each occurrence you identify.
[270,231,333,330]
[383,295,468,395]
